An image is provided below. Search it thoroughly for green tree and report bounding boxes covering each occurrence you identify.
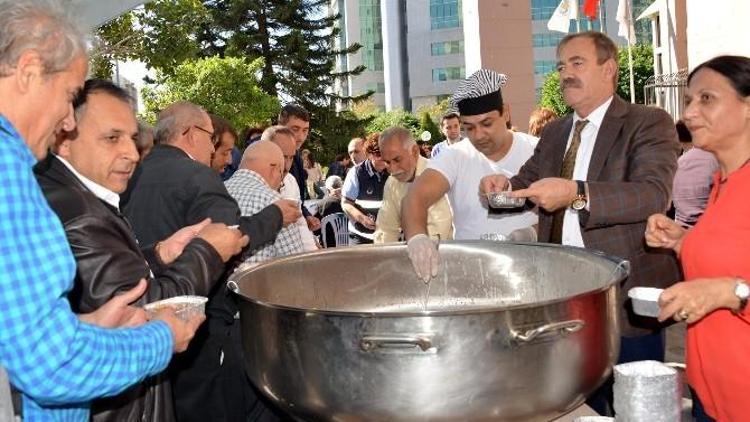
[617,44,654,104]
[415,98,451,124]
[365,109,421,137]
[418,112,441,145]
[141,56,279,131]
[538,71,573,117]
[538,44,655,113]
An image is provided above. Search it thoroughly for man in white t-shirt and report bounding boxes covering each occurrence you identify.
[402,69,538,282]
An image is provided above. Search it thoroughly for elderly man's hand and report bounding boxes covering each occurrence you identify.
[407,234,440,283]
[508,178,577,212]
[198,223,249,262]
[151,308,205,353]
[478,174,510,196]
[274,199,303,226]
[645,213,686,254]
[78,279,148,328]
[157,218,212,264]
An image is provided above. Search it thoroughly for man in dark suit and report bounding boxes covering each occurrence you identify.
[123,101,301,422]
[480,31,681,415]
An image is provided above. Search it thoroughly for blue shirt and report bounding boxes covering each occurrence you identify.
[0,115,173,421]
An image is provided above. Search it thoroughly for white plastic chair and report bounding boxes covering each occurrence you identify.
[321,212,349,247]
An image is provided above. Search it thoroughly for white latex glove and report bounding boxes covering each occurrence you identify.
[507,226,538,242]
[406,234,440,283]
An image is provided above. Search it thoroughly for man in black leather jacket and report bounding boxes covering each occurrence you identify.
[34,79,249,422]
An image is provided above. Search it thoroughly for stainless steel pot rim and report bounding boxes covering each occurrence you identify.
[228,241,629,317]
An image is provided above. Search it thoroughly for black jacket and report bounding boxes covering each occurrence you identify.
[34,154,226,422]
[122,144,286,422]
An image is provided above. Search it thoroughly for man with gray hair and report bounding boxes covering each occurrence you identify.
[0,1,202,420]
[123,102,302,422]
[374,127,453,243]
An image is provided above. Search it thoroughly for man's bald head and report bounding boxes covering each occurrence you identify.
[240,141,285,190]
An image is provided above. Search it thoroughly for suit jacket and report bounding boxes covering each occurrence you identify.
[122,144,285,422]
[511,96,682,337]
[34,154,226,422]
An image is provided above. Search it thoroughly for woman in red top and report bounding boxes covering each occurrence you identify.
[645,55,750,421]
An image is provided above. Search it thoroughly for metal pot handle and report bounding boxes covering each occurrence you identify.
[360,335,434,352]
[511,319,585,343]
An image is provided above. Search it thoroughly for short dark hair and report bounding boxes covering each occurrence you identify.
[278,104,310,124]
[209,114,238,148]
[441,112,460,125]
[557,31,619,87]
[73,78,134,122]
[688,55,750,98]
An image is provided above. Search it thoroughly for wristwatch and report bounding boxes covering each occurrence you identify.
[570,180,587,211]
[733,278,749,313]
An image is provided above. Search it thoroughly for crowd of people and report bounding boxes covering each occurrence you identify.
[1,1,749,422]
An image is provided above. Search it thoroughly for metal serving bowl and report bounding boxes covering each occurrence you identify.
[229,242,627,421]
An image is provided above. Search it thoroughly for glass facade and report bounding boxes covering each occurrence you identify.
[430,0,462,30]
[534,59,557,75]
[431,40,464,56]
[531,0,602,31]
[532,32,566,48]
[432,66,465,82]
[360,0,383,71]
[531,0,560,21]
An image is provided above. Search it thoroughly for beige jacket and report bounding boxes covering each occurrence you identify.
[374,156,453,243]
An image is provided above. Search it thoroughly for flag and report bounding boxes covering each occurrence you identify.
[583,0,600,20]
[617,0,636,44]
[547,0,579,33]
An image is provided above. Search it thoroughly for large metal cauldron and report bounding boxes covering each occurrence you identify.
[229,242,627,421]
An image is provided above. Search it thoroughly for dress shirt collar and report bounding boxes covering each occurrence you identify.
[573,96,613,131]
[55,154,121,210]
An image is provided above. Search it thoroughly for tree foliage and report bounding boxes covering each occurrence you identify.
[92,0,372,161]
[141,56,279,131]
[617,44,654,104]
[538,43,655,114]
[539,71,573,117]
[365,109,421,137]
[419,112,441,145]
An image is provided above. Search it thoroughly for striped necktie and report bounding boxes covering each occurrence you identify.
[550,119,589,244]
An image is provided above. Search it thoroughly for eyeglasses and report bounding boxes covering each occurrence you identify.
[182,125,214,139]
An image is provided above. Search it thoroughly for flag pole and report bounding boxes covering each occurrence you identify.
[626,0,636,102]
[599,0,605,32]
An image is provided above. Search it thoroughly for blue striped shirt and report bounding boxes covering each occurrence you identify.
[0,115,173,421]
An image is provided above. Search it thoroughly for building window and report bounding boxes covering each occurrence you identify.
[432,66,465,82]
[430,0,462,30]
[431,40,464,56]
[534,60,557,75]
[360,0,384,71]
[532,32,567,48]
[531,0,560,21]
